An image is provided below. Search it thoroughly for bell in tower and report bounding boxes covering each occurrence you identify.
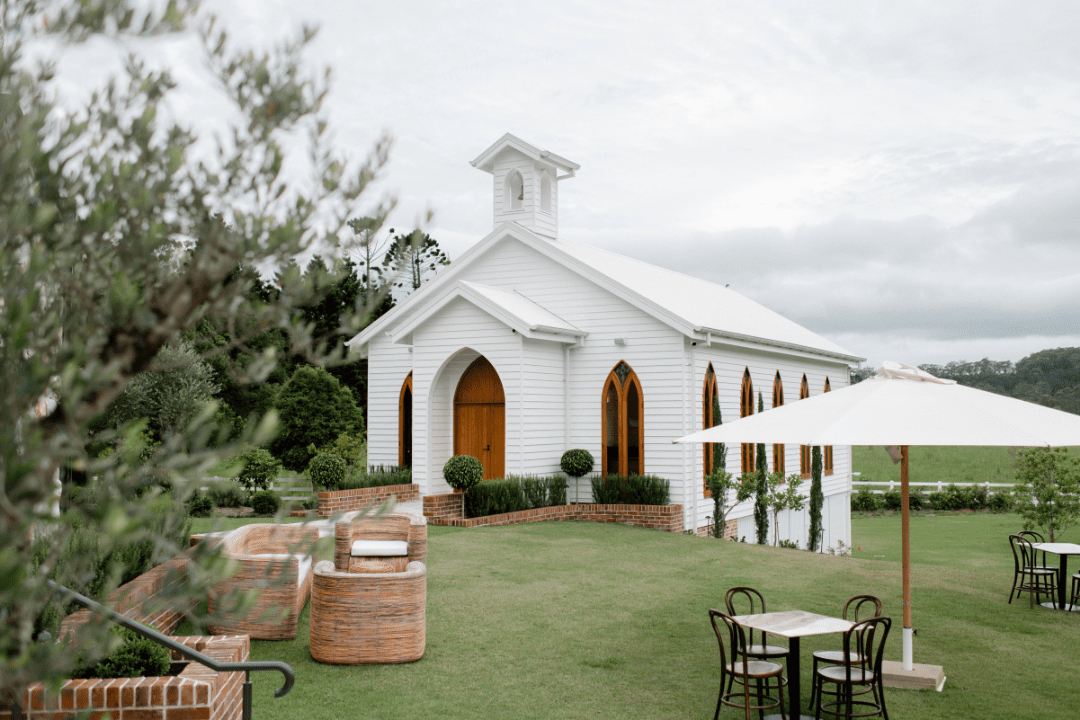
[470,133,579,240]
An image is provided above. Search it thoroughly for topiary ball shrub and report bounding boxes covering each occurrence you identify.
[560,449,594,478]
[309,452,347,491]
[188,488,214,517]
[236,448,281,493]
[74,627,172,679]
[250,490,281,516]
[443,455,483,492]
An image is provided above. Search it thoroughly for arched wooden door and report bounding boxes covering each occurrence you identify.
[453,357,505,480]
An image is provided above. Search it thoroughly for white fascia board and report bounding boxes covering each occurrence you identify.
[696,327,866,365]
[388,282,584,345]
[345,224,524,351]
[471,133,579,175]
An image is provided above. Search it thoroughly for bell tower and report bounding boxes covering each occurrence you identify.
[471,133,579,240]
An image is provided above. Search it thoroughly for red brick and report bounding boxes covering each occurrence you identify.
[165,708,211,720]
[123,710,165,720]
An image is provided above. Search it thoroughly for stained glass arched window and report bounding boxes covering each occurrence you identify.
[800,374,811,478]
[602,361,644,477]
[740,368,755,475]
[772,372,785,474]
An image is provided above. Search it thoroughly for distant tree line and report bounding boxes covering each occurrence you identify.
[850,348,1080,415]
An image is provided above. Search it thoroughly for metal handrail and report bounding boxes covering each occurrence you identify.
[15,580,296,720]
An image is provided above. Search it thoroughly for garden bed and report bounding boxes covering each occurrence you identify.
[3,635,249,720]
[422,492,683,533]
[317,483,418,516]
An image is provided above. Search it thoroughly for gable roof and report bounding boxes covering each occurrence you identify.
[471,133,580,177]
[348,222,862,363]
[389,280,585,345]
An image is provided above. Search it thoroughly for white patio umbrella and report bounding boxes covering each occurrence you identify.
[676,361,1080,674]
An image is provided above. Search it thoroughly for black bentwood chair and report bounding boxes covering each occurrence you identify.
[709,609,788,720]
[812,615,891,720]
[1008,534,1057,608]
[809,594,883,710]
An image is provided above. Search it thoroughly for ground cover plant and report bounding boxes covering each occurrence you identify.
[211,513,1079,720]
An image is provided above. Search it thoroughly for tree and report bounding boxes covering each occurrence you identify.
[707,469,753,539]
[766,473,805,546]
[711,392,727,475]
[808,446,824,551]
[1014,447,1080,542]
[270,366,365,471]
[382,229,450,294]
[347,216,396,321]
[103,342,220,445]
[0,1,391,702]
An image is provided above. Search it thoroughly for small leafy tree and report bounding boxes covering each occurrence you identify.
[766,473,806,546]
[104,342,220,444]
[1014,447,1080,541]
[443,455,483,492]
[707,470,754,539]
[271,366,365,470]
[235,448,281,493]
[561,449,595,478]
[809,446,824,551]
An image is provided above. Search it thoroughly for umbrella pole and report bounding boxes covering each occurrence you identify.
[901,445,913,671]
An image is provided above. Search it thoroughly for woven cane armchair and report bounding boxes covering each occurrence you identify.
[334,511,427,573]
[207,522,320,640]
[309,559,427,664]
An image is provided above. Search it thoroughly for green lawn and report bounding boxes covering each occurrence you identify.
[210,515,1080,720]
[851,445,1080,487]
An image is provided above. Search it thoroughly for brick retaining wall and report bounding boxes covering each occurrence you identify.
[317,483,419,516]
[694,518,739,540]
[2,635,249,720]
[422,493,683,533]
[60,550,195,639]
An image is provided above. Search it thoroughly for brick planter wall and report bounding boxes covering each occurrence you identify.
[2,635,249,720]
[59,551,195,640]
[317,483,419,517]
[422,492,464,520]
[422,493,683,533]
[694,518,739,540]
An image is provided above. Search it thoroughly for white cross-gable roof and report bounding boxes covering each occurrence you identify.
[471,133,580,177]
[388,280,585,345]
[348,222,862,363]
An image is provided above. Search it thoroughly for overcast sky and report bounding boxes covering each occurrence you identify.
[43,1,1080,369]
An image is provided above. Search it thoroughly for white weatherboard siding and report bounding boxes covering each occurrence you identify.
[413,296,520,493]
[688,344,853,545]
[520,337,566,476]
[366,334,413,470]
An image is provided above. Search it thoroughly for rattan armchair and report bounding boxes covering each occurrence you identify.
[334,511,427,573]
[309,559,427,664]
[207,522,320,640]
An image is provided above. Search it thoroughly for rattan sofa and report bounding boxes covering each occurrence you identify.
[207,522,320,640]
[309,558,427,664]
[334,511,427,573]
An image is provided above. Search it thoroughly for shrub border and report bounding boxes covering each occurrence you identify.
[422,492,683,533]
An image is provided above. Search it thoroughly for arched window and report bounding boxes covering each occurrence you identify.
[540,171,552,212]
[823,378,834,475]
[506,170,524,211]
[703,363,721,495]
[772,372,785,474]
[799,374,811,478]
[602,361,644,477]
[399,372,413,469]
[740,368,754,474]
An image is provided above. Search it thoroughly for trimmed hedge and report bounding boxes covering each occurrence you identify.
[335,464,412,491]
[590,474,670,506]
[309,452,347,491]
[853,484,1013,513]
[74,626,172,680]
[464,475,569,519]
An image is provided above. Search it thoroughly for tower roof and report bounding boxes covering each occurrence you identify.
[470,133,579,177]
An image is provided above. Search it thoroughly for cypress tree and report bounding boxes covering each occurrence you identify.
[809,446,824,551]
[754,393,768,544]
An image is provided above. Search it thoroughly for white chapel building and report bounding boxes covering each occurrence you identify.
[348,133,864,543]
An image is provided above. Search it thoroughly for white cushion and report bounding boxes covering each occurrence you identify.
[351,540,409,557]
